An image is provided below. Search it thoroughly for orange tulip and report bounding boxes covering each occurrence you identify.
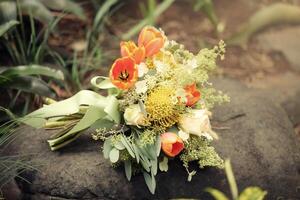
[120,41,145,64]
[109,57,138,90]
[184,83,201,107]
[138,26,164,57]
[161,132,184,157]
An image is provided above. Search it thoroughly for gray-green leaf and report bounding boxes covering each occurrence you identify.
[109,148,119,163]
[124,160,132,181]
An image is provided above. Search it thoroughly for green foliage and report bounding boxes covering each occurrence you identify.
[193,0,223,33]
[0,109,36,191]
[227,3,300,47]
[122,0,175,40]
[0,0,85,25]
[0,20,18,37]
[206,160,267,200]
[180,136,224,175]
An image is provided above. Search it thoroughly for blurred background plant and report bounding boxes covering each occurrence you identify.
[206,160,267,200]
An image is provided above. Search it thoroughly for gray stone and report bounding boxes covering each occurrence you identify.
[3,78,300,200]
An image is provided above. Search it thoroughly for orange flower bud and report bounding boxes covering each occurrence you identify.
[161,132,184,157]
[120,41,145,64]
[138,26,164,57]
[184,83,201,107]
[109,57,138,90]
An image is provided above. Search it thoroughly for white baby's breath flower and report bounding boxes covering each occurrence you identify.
[138,62,149,77]
[186,58,198,69]
[135,80,148,94]
[178,130,189,141]
[154,60,169,74]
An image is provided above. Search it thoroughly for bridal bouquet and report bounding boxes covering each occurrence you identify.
[24,26,229,193]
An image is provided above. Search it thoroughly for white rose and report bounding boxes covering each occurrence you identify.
[124,104,147,127]
[178,109,218,140]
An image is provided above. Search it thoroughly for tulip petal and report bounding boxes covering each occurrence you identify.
[133,46,146,64]
[144,38,164,57]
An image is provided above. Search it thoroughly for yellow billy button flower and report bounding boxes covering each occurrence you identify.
[120,41,145,64]
[109,57,138,90]
[161,132,184,157]
[138,26,165,57]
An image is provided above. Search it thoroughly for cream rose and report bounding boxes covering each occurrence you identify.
[178,109,218,140]
[124,104,147,127]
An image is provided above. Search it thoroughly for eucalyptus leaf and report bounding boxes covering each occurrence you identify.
[155,136,161,156]
[103,137,113,159]
[109,148,119,163]
[124,160,132,181]
[132,143,140,163]
[159,156,168,172]
[114,140,125,150]
[120,135,135,158]
[150,159,157,176]
[143,171,156,194]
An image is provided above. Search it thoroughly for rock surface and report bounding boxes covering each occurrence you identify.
[3,78,300,200]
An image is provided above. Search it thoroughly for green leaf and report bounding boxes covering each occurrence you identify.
[205,188,230,200]
[0,20,19,37]
[159,156,168,172]
[132,143,140,163]
[114,140,125,150]
[0,2,17,24]
[143,171,156,194]
[228,3,300,46]
[1,76,55,98]
[19,0,54,24]
[150,158,157,176]
[121,0,175,40]
[103,137,113,159]
[41,0,86,20]
[124,160,132,181]
[0,65,64,84]
[120,135,135,158]
[238,187,267,200]
[109,148,119,163]
[155,135,161,156]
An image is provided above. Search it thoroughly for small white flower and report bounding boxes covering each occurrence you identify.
[178,130,189,141]
[186,58,198,69]
[135,80,148,94]
[137,62,149,78]
[154,60,169,74]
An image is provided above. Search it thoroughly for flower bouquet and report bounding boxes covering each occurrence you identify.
[24,26,229,193]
